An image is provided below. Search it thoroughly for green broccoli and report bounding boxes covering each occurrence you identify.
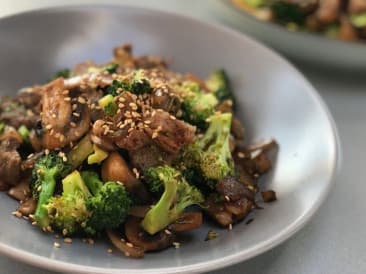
[51,69,70,80]
[181,81,218,129]
[81,171,132,235]
[45,170,91,235]
[270,2,305,25]
[350,12,366,28]
[103,63,118,74]
[107,79,130,97]
[205,69,235,104]
[0,122,5,135]
[18,125,30,143]
[130,70,151,94]
[183,112,234,181]
[31,152,72,229]
[142,165,204,235]
[32,135,94,229]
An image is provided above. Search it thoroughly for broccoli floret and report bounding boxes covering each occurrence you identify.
[98,94,118,116]
[103,63,118,74]
[51,69,70,80]
[181,81,218,129]
[183,112,234,181]
[130,70,151,94]
[270,2,306,25]
[0,122,5,135]
[205,69,235,104]
[142,165,204,235]
[18,125,30,143]
[350,12,366,28]
[81,171,132,235]
[31,152,72,229]
[45,170,91,235]
[107,79,130,97]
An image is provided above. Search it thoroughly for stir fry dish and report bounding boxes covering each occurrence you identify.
[0,44,277,258]
[233,0,366,42]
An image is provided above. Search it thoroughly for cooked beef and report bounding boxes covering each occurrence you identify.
[144,110,196,153]
[130,144,176,170]
[216,176,255,202]
[0,147,21,187]
[0,97,38,128]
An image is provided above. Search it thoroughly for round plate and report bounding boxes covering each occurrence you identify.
[0,5,339,274]
[214,0,366,69]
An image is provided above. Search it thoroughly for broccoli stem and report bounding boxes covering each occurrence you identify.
[68,135,94,169]
[63,171,91,197]
[33,168,58,228]
[142,177,178,235]
[81,171,103,196]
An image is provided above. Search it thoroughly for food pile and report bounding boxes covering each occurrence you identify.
[0,44,276,258]
[234,0,366,42]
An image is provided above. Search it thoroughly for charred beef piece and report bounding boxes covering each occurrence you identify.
[0,131,23,189]
[0,97,38,128]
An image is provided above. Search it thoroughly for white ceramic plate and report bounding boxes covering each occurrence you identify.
[213,0,366,69]
[0,5,339,274]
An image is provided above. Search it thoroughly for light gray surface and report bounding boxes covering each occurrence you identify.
[0,1,363,274]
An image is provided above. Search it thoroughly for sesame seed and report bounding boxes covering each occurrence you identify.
[124,252,130,257]
[173,242,180,249]
[237,152,245,158]
[120,238,126,242]
[126,242,134,248]
[228,224,233,230]
[50,129,55,136]
[78,97,86,104]
[37,185,42,192]
[152,132,158,139]
[31,221,37,226]
[70,122,77,127]
[224,195,230,202]
[64,97,71,102]
[164,229,172,235]
[72,112,80,117]
[72,104,78,110]
[62,229,68,236]
[107,248,113,253]
[52,114,57,118]
[53,242,60,248]
[64,237,73,244]
[45,149,50,155]
[27,153,34,159]
[62,90,69,95]
[169,115,176,120]
[144,120,151,124]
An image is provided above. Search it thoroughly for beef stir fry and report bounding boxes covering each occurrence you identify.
[0,44,277,258]
[233,0,366,42]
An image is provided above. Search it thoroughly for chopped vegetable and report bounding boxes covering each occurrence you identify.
[18,125,30,142]
[87,144,109,165]
[142,165,204,235]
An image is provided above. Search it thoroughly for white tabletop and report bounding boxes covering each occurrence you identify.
[0,1,365,273]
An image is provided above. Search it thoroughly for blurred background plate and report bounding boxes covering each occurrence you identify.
[211,0,366,70]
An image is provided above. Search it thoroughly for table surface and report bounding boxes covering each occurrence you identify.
[0,1,365,274]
